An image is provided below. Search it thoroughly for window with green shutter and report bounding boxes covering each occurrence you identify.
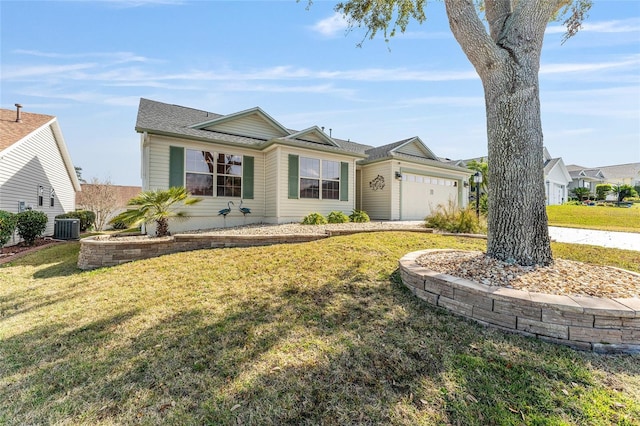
[288,154,299,199]
[169,146,184,188]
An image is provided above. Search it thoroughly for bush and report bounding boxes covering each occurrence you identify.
[301,213,327,225]
[0,210,17,246]
[110,220,128,230]
[424,202,486,234]
[349,210,370,223]
[327,211,350,223]
[16,210,48,246]
[56,210,95,231]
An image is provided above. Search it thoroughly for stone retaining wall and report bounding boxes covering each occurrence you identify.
[399,249,640,354]
[78,234,325,270]
[77,228,432,270]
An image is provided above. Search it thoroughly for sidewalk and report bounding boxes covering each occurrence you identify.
[387,222,640,252]
[548,226,640,252]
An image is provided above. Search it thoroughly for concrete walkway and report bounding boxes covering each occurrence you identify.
[548,226,640,252]
[386,222,640,252]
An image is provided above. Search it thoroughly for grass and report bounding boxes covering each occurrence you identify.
[1,233,639,425]
[547,204,640,233]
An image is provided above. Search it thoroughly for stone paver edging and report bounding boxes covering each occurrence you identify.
[77,227,431,270]
[399,249,640,354]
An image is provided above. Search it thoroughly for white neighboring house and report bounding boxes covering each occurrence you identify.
[136,98,471,233]
[0,105,81,244]
[543,147,571,205]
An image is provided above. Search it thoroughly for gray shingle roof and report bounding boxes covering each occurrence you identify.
[136,98,468,173]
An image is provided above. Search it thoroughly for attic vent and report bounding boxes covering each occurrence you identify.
[15,103,22,123]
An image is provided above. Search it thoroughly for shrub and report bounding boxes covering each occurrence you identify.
[16,210,48,246]
[424,201,486,234]
[327,211,350,223]
[56,210,95,231]
[110,220,128,230]
[0,210,17,246]
[301,213,327,225]
[349,210,370,223]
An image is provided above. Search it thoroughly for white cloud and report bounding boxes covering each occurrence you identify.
[540,55,640,74]
[1,63,97,79]
[12,49,154,63]
[546,18,640,34]
[311,12,349,37]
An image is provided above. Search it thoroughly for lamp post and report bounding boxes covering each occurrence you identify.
[473,171,483,218]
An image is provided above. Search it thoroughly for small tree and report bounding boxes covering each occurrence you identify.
[611,184,638,203]
[77,178,119,231]
[16,210,48,246]
[110,187,201,237]
[595,184,612,201]
[571,187,591,201]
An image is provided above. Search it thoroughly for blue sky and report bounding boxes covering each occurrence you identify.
[1,0,639,186]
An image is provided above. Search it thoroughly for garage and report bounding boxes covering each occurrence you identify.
[401,173,459,220]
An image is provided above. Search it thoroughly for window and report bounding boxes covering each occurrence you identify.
[300,157,320,199]
[37,185,44,207]
[299,157,340,200]
[185,149,215,196]
[50,188,55,207]
[321,160,340,200]
[184,150,243,197]
[216,154,242,197]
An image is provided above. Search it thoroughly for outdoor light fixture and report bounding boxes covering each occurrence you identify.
[395,171,402,180]
[473,172,483,218]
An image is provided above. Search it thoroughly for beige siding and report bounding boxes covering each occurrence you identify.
[360,163,392,220]
[145,134,265,231]
[396,141,427,158]
[205,114,286,140]
[275,147,356,223]
[0,124,76,240]
[360,160,470,221]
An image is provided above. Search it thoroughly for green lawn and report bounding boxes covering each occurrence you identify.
[547,204,640,233]
[1,234,639,425]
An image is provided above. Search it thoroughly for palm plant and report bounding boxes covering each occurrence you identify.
[110,187,201,237]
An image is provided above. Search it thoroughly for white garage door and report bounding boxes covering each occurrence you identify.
[401,174,459,220]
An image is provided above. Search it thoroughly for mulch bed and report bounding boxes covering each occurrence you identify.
[0,238,66,265]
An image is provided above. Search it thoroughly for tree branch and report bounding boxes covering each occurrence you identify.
[485,0,512,42]
[444,0,503,74]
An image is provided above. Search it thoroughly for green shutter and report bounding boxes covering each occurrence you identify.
[340,161,349,201]
[243,155,254,199]
[169,146,184,188]
[288,154,299,199]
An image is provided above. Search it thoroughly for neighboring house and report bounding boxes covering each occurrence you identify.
[543,147,571,205]
[452,148,571,206]
[0,105,81,244]
[597,163,640,187]
[136,98,471,232]
[75,184,141,228]
[566,165,606,196]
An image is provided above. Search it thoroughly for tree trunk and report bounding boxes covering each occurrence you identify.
[483,67,552,266]
[445,0,559,266]
[156,218,169,237]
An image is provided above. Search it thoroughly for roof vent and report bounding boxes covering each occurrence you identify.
[15,103,23,123]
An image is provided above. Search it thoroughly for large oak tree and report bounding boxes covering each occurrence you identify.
[331,0,590,266]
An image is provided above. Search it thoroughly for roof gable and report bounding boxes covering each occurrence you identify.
[189,107,291,140]
[284,126,338,147]
[392,137,438,160]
